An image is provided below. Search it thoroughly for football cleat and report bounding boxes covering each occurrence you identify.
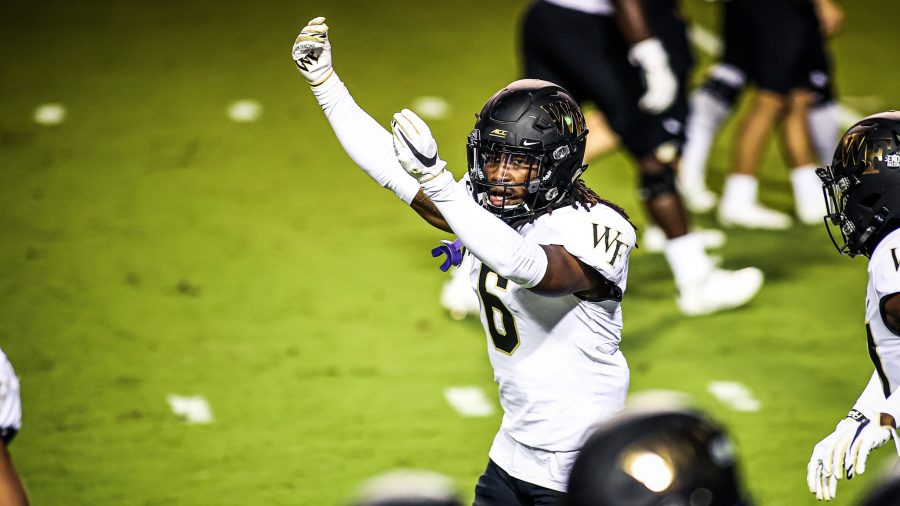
[642,226,726,254]
[677,267,764,316]
[678,178,718,214]
[718,201,793,230]
[795,195,828,226]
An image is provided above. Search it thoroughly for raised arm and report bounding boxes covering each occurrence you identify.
[291,17,450,231]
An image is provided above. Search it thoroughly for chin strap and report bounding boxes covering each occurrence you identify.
[856,207,890,255]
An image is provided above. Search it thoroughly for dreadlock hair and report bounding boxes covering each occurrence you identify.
[511,179,637,231]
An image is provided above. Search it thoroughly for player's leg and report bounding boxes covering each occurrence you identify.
[788,13,835,224]
[583,108,620,162]
[782,88,826,225]
[805,6,840,166]
[473,460,528,506]
[718,90,794,229]
[718,0,810,230]
[680,64,746,213]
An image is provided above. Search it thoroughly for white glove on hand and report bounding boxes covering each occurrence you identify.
[391,109,447,183]
[806,412,868,501]
[291,16,334,86]
[844,419,893,480]
[628,38,678,114]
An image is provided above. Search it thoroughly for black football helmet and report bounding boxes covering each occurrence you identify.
[859,472,900,506]
[566,408,751,506]
[467,79,588,222]
[818,111,900,257]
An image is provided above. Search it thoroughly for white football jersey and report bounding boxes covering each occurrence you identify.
[463,200,635,455]
[0,348,22,441]
[865,228,900,397]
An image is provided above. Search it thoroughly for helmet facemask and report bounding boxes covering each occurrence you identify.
[818,165,862,256]
[468,134,584,222]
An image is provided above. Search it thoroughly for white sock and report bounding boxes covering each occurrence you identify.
[681,89,731,187]
[808,102,839,164]
[664,233,714,290]
[790,165,823,206]
[720,174,758,210]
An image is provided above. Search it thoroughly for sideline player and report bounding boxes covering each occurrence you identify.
[0,348,27,506]
[294,17,636,503]
[519,0,763,316]
[680,0,843,216]
[806,112,900,501]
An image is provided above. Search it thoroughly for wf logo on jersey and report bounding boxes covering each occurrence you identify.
[592,224,628,266]
[541,100,585,137]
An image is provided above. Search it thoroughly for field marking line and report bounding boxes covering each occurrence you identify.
[167,394,214,424]
[708,381,761,412]
[444,386,495,417]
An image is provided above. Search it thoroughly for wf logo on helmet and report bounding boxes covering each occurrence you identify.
[541,101,585,136]
[841,132,899,173]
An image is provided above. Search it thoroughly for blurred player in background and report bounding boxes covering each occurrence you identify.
[806,112,900,502]
[680,0,841,230]
[566,401,751,505]
[680,0,844,217]
[294,17,638,504]
[518,0,763,316]
[0,349,27,506]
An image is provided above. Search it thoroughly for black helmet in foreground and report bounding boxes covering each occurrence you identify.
[818,111,900,257]
[567,408,751,506]
[467,79,588,223]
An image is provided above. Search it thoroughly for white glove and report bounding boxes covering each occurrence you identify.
[291,16,334,86]
[844,419,894,479]
[806,412,867,501]
[391,109,447,183]
[628,38,678,114]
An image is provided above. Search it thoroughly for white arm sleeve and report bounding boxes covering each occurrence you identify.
[421,171,547,287]
[311,74,421,204]
[853,371,887,418]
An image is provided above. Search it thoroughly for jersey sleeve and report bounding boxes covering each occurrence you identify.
[0,349,21,444]
[871,230,900,297]
[537,205,636,286]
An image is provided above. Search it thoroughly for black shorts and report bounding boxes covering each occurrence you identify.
[521,0,693,158]
[722,0,834,100]
[473,459,565,506]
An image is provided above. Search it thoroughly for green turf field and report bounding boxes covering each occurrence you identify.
[2,0,899,504]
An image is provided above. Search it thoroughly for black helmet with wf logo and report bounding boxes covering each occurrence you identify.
[466,79,588,223]
[818,111,900,257]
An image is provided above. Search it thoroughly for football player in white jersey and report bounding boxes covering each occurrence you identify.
[294,17,637,504]
[0,348,27,506]
[806,112,900,501]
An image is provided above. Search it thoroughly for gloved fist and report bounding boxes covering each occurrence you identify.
[291,16,334,86]
[391,108,447,183]
[806,411,869,501]
[628,38,678,114]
